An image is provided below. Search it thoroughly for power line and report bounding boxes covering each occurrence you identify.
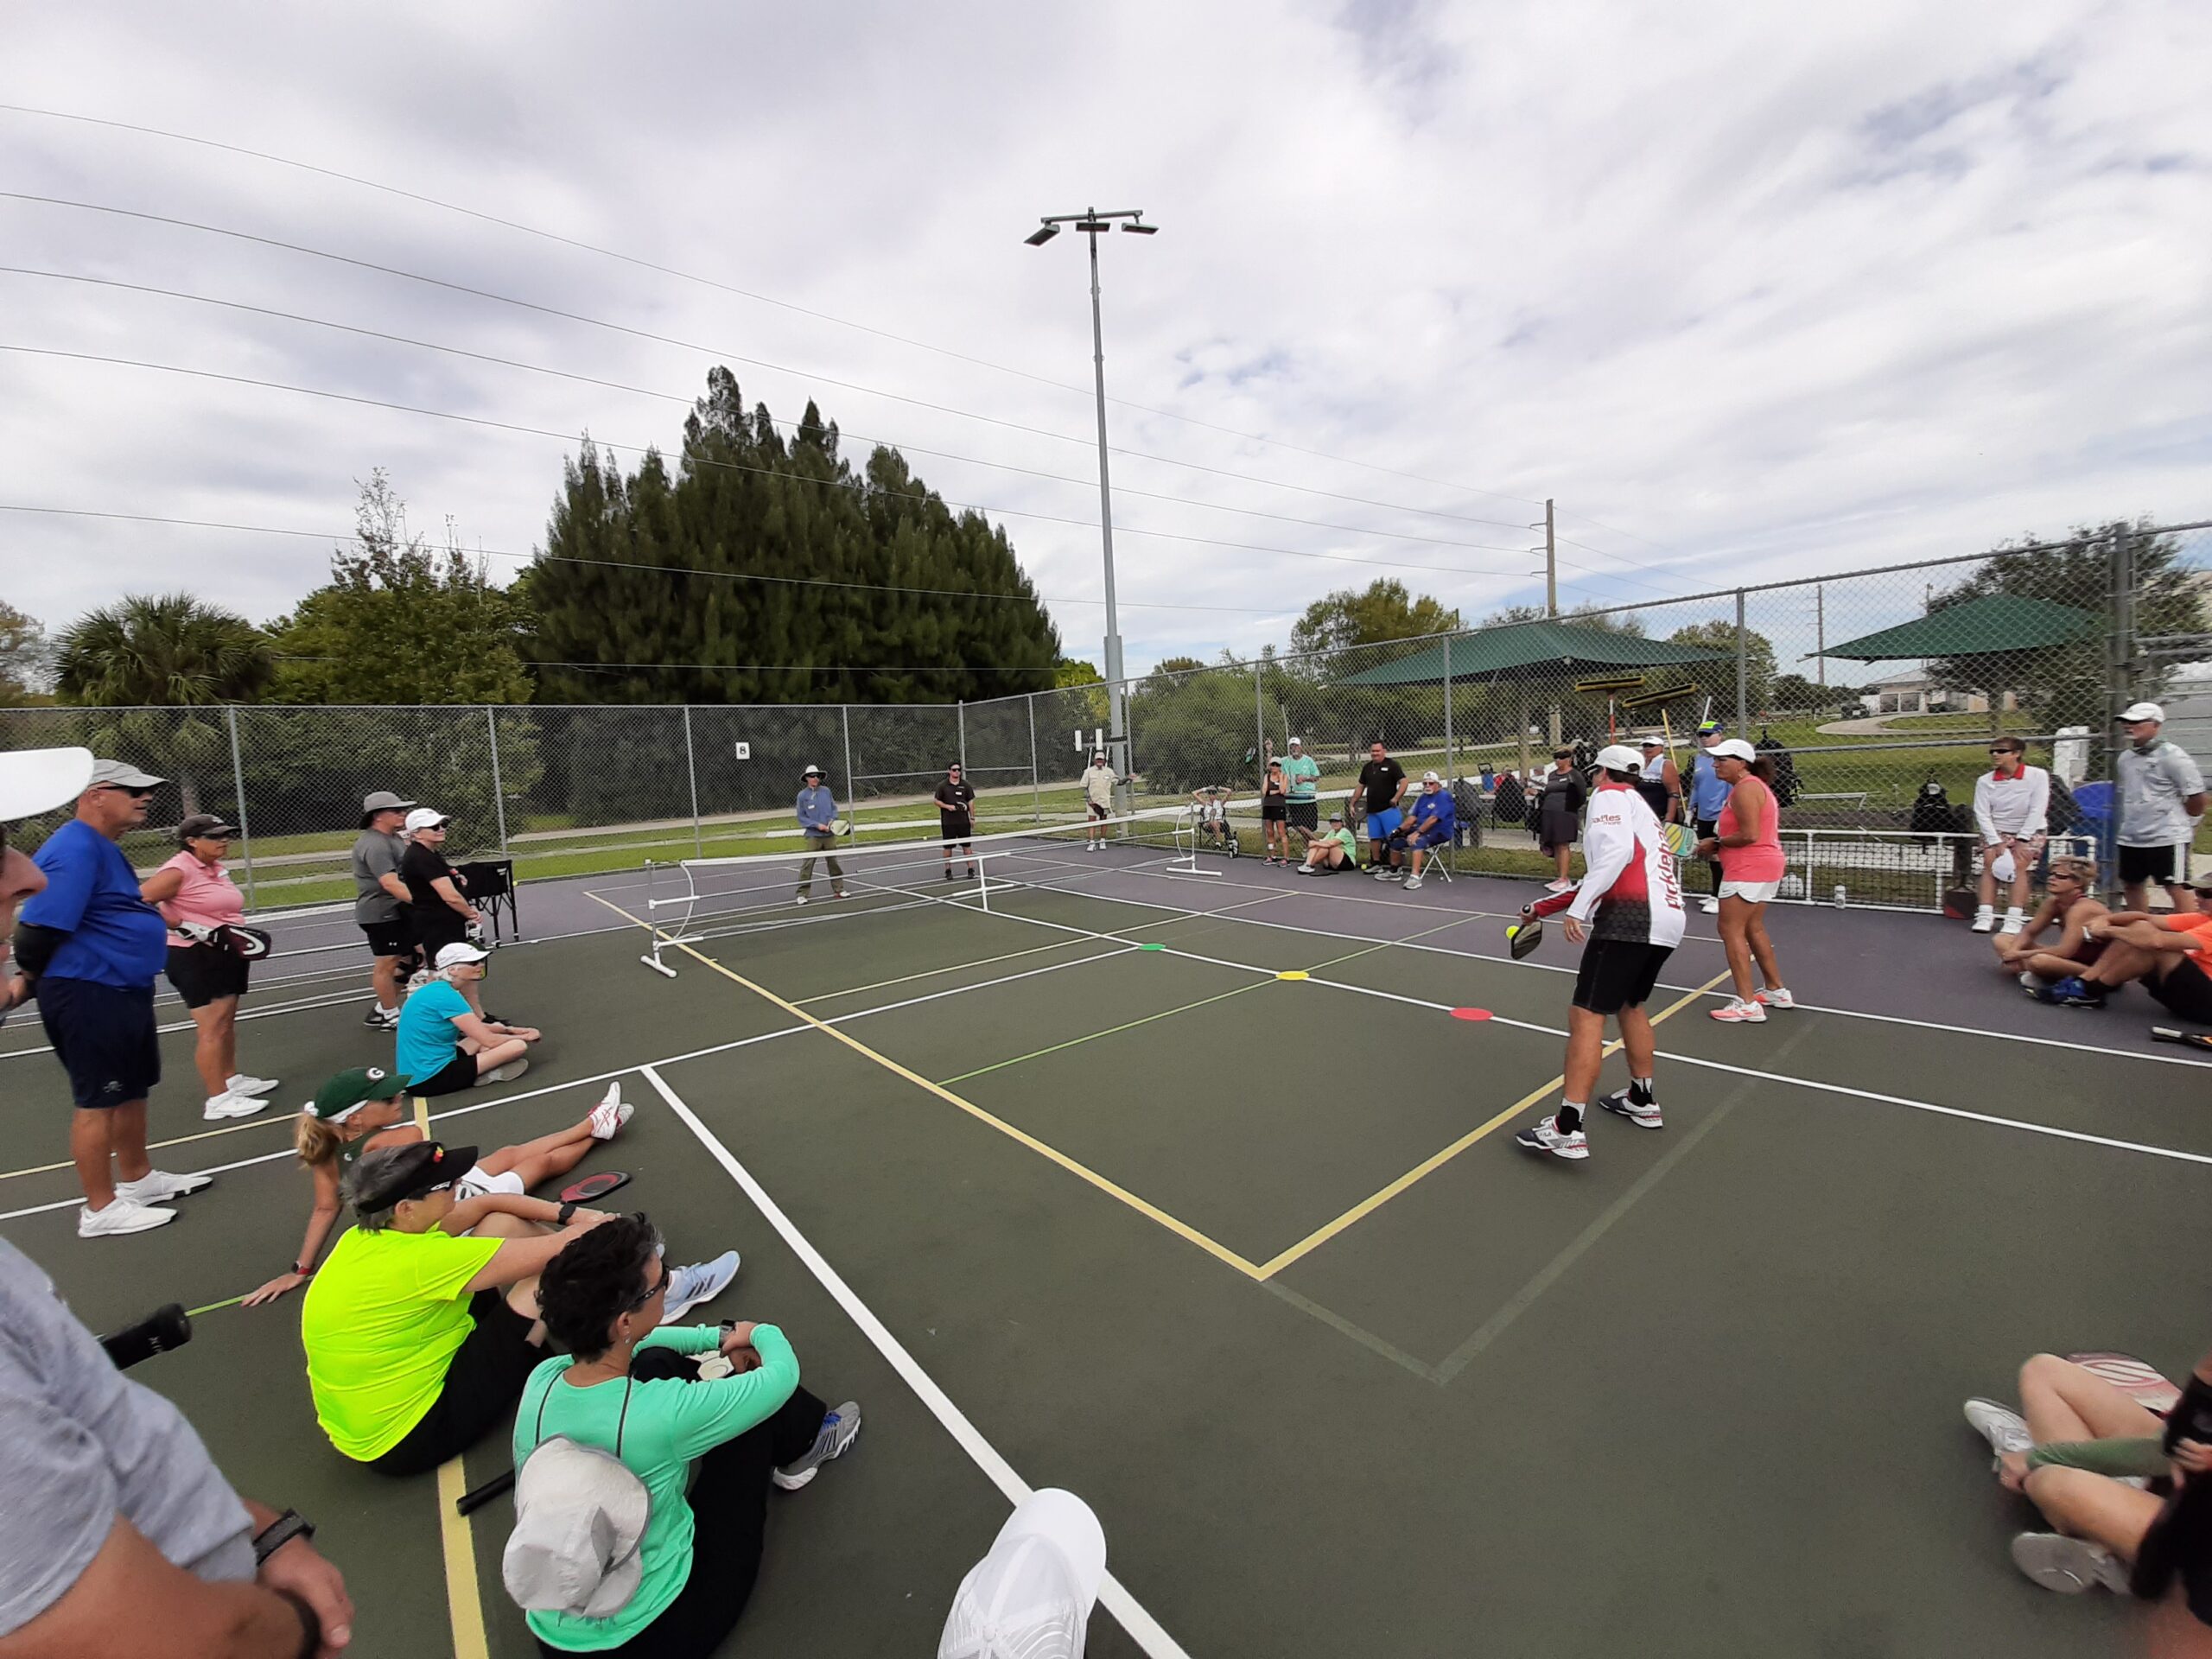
[1,342,1665,593]
[0,505,1297,616]
[274,653,1049,675]
[0,104,1578,524]
[0,265,1544,560]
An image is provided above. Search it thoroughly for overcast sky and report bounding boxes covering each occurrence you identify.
[3,0,2207,681]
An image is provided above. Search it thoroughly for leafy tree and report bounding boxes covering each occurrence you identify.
[1129,664,1258,792]
[1291,579,1461,660]
[267,472,535,706]
[1053,658,1103,690]
[0,601,49,704]
[1666,618,1776,717]
[1770,673,1859,716]
[1153,656,1207,676]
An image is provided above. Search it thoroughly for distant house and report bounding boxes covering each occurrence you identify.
[1859,672,2018,715]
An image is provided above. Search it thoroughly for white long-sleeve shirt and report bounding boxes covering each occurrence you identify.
[1530,781,1686,947]
[1972,765,2050,845]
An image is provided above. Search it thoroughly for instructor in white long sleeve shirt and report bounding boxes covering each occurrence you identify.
[1970,736,2050,935]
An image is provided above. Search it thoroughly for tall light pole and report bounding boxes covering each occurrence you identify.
[1026,207,1155,811]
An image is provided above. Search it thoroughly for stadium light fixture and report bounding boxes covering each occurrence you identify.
[1023,223,1059,246]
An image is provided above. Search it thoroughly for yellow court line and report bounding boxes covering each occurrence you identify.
[1255,968,1735,1279]
[588,891,1267,1279]
[435,1458,493,1659]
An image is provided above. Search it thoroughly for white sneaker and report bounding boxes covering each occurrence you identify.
[1963,1397,2034,1458]
[225,1073,279,1097]
[1699,896,1720,914]
[2010,1533,2131,1594]
[661,1250,741,1323]
[203,1092,268,1121]
[1513,1113,1590,1160]
[1403,874,1424,891]
[1598,1086,1663,1129]
[476,1059,531,1086]
[1971,906,1996,933]
[1544,878,1573,893]
[1754,988,1796,1010]
[114,1168,213,1203]
[79,1196,176,1237]
[1709,998,1767,1024]
[2018,970,2044,990]
[794,893,810,906]
[2001,909,2026,934]
[588,1083,632,1141]
[1370,868,1395,880]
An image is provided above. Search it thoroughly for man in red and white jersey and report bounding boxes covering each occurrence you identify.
[1515,745,1688,1162]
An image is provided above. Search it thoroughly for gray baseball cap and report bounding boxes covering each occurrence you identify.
[361,790,416,814]
[87,758,165,791]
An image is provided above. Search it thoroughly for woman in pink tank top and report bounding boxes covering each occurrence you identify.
[1694,740,1794,1024]
[138,814,276,1120]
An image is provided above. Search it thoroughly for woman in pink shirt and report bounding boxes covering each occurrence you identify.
[1696,740,1795,1024]
[139,813,276,1121]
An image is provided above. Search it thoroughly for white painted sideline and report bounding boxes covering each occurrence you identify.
[639,1064,1195,1659]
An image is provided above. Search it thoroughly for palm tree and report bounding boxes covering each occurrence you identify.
[54,594,274,817]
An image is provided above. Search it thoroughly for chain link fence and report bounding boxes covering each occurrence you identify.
[3,520,2203,913]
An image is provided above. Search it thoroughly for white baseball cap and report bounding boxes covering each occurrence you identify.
[0,747,95,821]
[404,807,449,832]
[2120,702,2164,723]
[435,941,491,969]
[1593,744,1644,774]
[1710,738,1758,762]
[938,1489,1106,1659]
[1287,736,1303,747]
[1421,770,1441,783]
[1638,734,1666,749]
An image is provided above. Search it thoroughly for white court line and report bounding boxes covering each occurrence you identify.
[639,1065,1194,1659]
[0,987,373,1062]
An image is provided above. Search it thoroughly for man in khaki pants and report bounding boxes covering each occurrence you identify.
[793,764,846,904]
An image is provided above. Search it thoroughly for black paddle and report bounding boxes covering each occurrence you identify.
[2151,1027,2212,1052]
[558,1170,632,1205]
[1508,912,1545,961]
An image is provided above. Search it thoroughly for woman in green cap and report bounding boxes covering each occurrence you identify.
[243,1071,632,1306]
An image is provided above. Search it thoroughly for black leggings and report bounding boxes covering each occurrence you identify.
[536,1383,827,1658]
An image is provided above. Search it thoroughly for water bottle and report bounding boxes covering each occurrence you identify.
[1833,884,1847,908]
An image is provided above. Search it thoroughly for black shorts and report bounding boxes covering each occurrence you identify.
[414,1044,479,1099]
[1287,800,1318,831]
[1087,802,1111,823]
[368,1288,543,1476]
[2119,842,2185,887]
[938,816,974,844]
[37,977,161,1109]
[164,944,249,1010]
[359,916,412,959]
[2152,960,2212,1024]
[410,909,469,961]
[1573,938,1674,1015]
[1261,798,1287,822]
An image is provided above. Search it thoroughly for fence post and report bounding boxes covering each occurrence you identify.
[486,707,510,854]
[225,706,256,910]
[841,706,855,810]
[682,706,702,859]
[957,700,968,772]
[1442,635,1454,785]
[1734,588,1750,734]
[2105,530,2139,901]
[1254,660,1266,772]
[1027,693,1040,825]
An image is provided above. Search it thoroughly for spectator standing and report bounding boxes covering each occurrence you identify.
[140,814,276,1122]
[1281,737,1321,849]
[12,759,214,1238]
[933,763,978,881]
[1259,760,1290,864]
[1699,740,1795,1023]
[1080,751,1118,849]
[2116,702,2207,913]
[399,808,480,975]
[1970,737,2051,934]
[792,765,846,903]
[0,1235,355,1656]
[1687,720,1732,913]
[1535,748,1588,893]
[351,790,416,1031]
[1636,735,1681,824]
[1357,741,1408,874]
[1392,772,1457,890]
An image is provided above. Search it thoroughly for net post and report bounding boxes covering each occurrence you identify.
[682,706,702,860]
[977,848,991,913]
[1027,692,1040,826]
[638,860,676,977]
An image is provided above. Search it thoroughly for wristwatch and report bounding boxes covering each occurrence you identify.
[252,1509,315,1565]
[556,1201,577,1225]
[289,1261,314,1279]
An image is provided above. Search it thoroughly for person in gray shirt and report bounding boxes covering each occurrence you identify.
[0,1236,353,1655]
[2115,702,2207,912]
[351,790,416,1031]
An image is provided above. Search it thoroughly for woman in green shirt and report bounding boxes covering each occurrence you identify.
[518,1215,861,1656]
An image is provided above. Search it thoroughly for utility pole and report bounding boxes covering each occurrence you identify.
[1815,584,1826,690]
[1025,207,1157,815]
[1544,498,1558,618]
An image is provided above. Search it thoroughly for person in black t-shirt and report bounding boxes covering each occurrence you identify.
[398,809,482,1004]
[933,764,978,880]
[1356,742,1408,873]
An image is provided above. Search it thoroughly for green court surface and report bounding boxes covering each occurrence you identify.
[4,856,2206,1657]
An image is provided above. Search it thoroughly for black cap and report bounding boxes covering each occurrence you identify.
[344,1141,479,1214]
[178,813,238,842]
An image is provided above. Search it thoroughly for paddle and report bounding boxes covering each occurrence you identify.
[558,1170,632,1205]
[1508,913,1545,961]
[2150,1027,2212,1053]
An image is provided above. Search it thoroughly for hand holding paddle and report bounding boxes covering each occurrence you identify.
[1508,911,1545,961]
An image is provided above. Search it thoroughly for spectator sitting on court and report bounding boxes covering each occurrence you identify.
[505,1213,858,1655]
[353,788,417,1031]
[399,808,485,1001]
[242,1069,634,1308]
[1971,736,2051,934]
[302,1141,741,1477]
[1357,741,1408,874]
[793,764,847,903]
[1961,1350,2212,1598]
[1994,855,2108,988]
[1388,772,1457,891]
[1297,810,1360,875]
[2115,702,2207,914]
[397,942,538,1096]
[2034,874,2212,1016]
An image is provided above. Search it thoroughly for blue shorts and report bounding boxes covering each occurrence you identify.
[38,977,161,1109]
[1366,807,1403,841]
[1402,825,1450,849]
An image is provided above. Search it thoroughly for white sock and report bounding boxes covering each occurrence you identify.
[2002,907,2025,928]
[1974,905,1994,923]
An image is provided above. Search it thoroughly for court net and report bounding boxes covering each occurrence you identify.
[632,809,1194,975]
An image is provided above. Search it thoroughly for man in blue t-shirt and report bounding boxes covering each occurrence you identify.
[1686,721,1733,912]
[12,760,212,1239]
[1390,772,1458,891]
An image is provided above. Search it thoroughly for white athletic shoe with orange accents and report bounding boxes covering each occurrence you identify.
[1710,998,1766,1023]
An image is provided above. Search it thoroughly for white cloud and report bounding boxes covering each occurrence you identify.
[1,0,2205,681]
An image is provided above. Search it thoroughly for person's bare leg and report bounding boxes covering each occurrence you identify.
[188,1003,227,1099]
[2010,862,2036,916]
[213,999,239,1086]
[371,952,401,1014]
[1561,1006,1607,1105]
[2082,940,2156,988]
[1979,864,1999,914]
[1554,845,1572,883]
[71,1108,118,1209]
[2018,950,2087,980]
[472,1038,529,1076]
[1718,896,1756,1001]
[1616,1004,1656,1080]
[109,1101,151,1185]
[2169,881,2200,916]
[1746,907,1785,992]
[2125,880,2148,911]
[476,1118,599,1188]
[2019,1352,2164,1444]
[2019,1466,2162,1560]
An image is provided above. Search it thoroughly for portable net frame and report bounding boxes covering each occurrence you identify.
[632,809,1192,976]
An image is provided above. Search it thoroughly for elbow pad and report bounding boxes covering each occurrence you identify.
[10,922,64,979]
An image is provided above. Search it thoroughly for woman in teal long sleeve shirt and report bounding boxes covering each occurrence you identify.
[516,1217,861,1656]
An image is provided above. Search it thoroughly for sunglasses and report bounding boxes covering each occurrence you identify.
[102,785,156,799]
[627,1262,671,1312]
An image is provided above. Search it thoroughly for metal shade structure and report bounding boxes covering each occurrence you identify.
[1333,619,1728,687]
[1810,594,2097,661]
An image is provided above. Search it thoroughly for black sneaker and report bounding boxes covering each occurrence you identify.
[944,870,956,881]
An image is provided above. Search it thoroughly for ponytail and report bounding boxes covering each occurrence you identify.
[1749,756,1777,785]
[295,1114,346,1168]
